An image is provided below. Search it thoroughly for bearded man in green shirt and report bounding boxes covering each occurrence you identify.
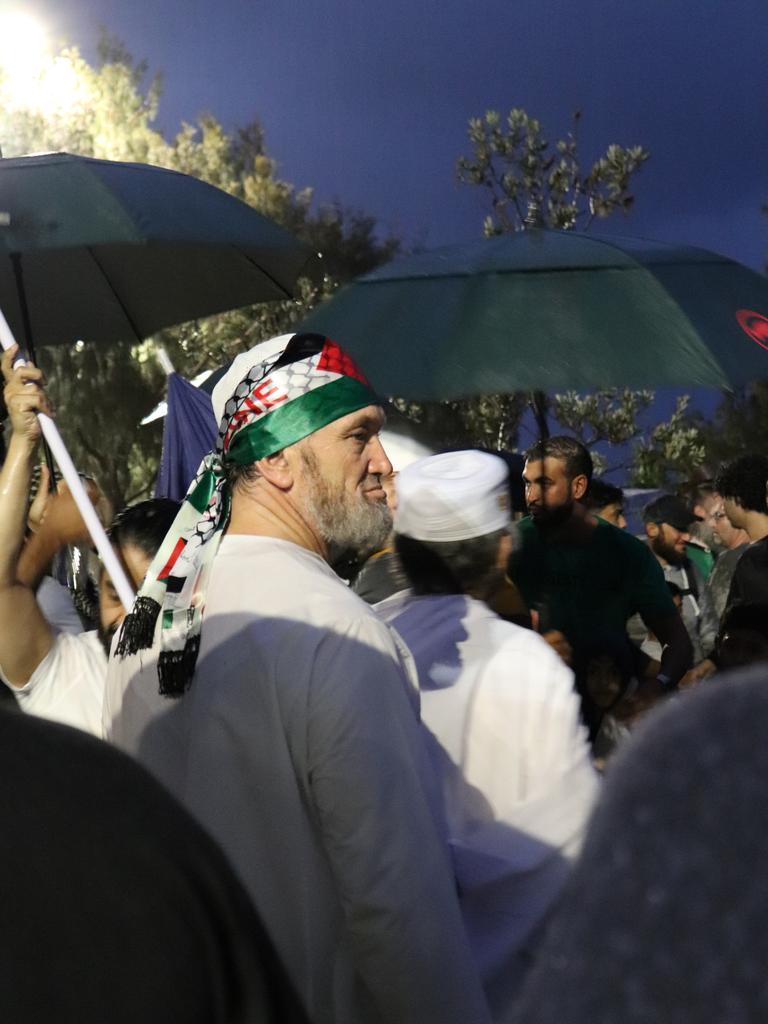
[508,437,692,726]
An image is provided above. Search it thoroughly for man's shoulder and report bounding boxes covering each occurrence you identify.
[515,516,651,558]
[487,613,570,662]
[721,544,748,568]
[217,535,375,617]
[729,537,768,596]
[46,630,106,670]
[591,522,666,576]
[395,595,568,671]
[593,518,649,554]
[480,618,577,704]
[514,516,538,544]
[742,536,768,564]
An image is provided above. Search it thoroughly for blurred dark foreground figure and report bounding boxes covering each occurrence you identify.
[0,706,306,1024]
[512,667,768,1024]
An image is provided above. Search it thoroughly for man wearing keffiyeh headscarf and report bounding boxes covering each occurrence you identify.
[105,333,491,1024]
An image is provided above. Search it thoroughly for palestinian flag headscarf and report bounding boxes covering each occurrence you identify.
[116,333,379,696]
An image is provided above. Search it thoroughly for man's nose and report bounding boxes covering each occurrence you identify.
[369,435,393,478]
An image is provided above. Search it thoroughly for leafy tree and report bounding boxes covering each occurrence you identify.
[555,389,706,485]
[457,109,649,237]
[0,41,398,507]
[452,107,707,486]
[393,392,529,454]
[694,383,768,476]
[43,341,165,509]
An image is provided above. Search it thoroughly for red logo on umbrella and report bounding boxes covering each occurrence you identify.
[736,309,768,351]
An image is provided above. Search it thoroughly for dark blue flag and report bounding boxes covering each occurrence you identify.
[156,373,218,501]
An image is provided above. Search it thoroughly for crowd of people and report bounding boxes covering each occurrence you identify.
[0,333,766,1022]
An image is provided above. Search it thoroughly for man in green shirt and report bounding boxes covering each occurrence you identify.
[509,437,692,717]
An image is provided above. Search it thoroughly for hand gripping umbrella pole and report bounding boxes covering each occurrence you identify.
[0,307,136,612]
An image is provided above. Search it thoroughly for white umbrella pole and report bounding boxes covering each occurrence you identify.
[154,344,175,375]
[0,309,136,612]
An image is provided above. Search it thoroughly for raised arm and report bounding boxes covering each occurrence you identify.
[0,348,56,686]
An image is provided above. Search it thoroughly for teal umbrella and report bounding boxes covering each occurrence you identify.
[299,230,768,398]
[0,152,314,354]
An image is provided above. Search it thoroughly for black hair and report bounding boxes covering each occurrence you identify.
[585,478,624,511]
[524,435,593,486]
[395,530,506,597]
[224,461,260,492]
[107,498,180,558]
[714,455,768,515]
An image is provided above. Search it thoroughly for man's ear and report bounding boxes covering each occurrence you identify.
[255,449,293,490]
[645,522,659,540]
[571,474,589,501]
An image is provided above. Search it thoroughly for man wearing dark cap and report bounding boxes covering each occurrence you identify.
[107,333,490,1024]
[641,494,718,664]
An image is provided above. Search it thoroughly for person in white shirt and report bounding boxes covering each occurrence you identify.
[0,346,178,734]
[377,450,600,1020]
[107,333,491,1024]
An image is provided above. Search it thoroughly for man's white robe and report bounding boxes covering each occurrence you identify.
[106,536,490,1024]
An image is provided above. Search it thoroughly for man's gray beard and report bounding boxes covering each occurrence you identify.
[300,450,392,568]
[691,521,718,551]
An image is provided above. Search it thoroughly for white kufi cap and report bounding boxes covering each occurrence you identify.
[394,450,511,542]
[379,430,433,472]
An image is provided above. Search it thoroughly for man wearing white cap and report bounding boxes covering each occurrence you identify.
[351,423,432,603]
[377,450,599,1020]
[105,334,490,1024]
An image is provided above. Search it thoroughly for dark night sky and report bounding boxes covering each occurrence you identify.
[25,0,768,269]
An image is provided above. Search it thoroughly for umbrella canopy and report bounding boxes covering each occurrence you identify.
[0,152,314,349]
[299,230,768,398]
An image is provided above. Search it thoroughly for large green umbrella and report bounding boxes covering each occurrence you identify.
[299,230,768,399]
[0,151,314,353]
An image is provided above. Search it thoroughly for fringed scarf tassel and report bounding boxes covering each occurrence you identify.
[158,636,201,697]
[115,596,162,658]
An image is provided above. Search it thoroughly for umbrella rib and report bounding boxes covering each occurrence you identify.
[542,234,737,272]
[368,264,631,284]
[368,258,737,285]
[85,245,144,342]
[235,246,294,300]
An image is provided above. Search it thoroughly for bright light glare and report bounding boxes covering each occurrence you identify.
[0,11,48,80]
[34,54,83,112]
[0,11,87,117]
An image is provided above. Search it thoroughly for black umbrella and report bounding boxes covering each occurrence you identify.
[0,152,313,608]
[0,151,315,356]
